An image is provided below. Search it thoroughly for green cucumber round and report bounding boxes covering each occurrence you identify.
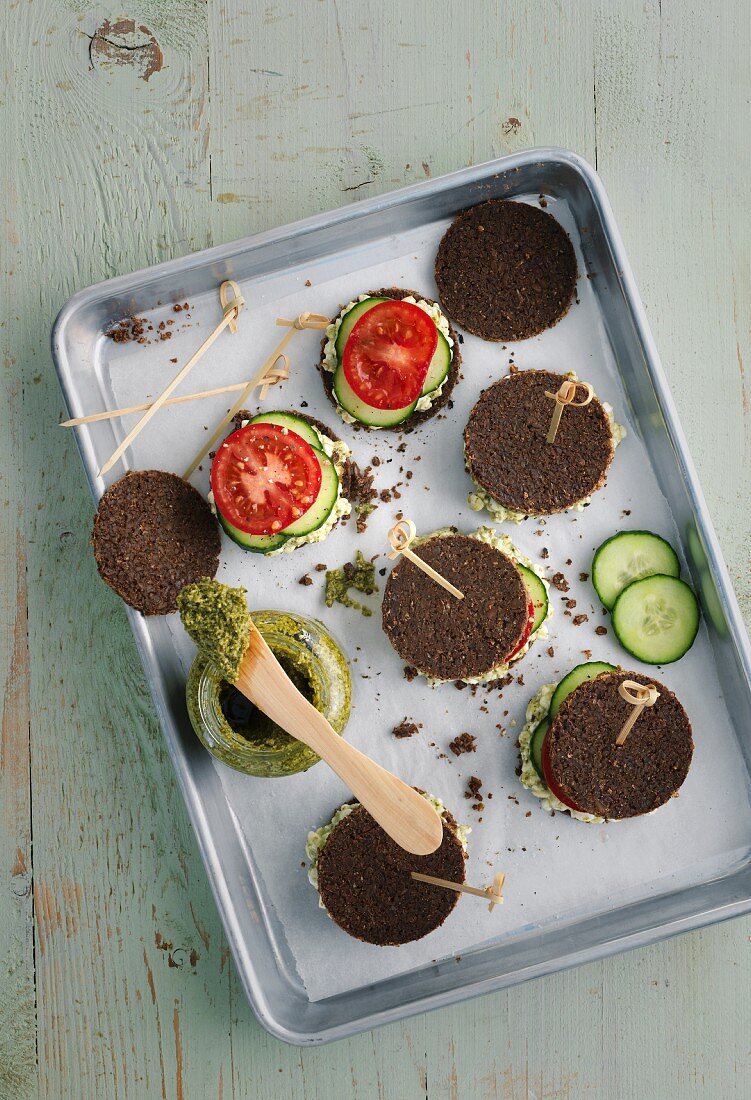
[333,362,417,427]
[278,449,339,537]
[549,661,617,719]
[517,565,549,633]
[217,510,288,554]
[592,530,680,610]
[421,330,451,397]
[334,297,389,361]
[611,574,699,664]
[247,410,323,450]
[530,718,549,781]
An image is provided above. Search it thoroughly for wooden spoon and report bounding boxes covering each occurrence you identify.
[234,622,444,856]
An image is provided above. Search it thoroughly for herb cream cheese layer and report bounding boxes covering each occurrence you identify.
[467,373,627,523]
[413,526,552,686]
[518,682,605,824]
[305,793,470,909]
[322,294,454,425]
[209,421,352,553]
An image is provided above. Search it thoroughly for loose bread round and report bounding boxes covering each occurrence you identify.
[92,470,220,616]
[435,199,578,340]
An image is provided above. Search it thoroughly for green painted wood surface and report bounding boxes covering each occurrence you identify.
[1,1,749,1096]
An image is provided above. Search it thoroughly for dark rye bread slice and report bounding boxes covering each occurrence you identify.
[464,369,615,515]
[382,532,528,681]
[547,671,693,819]
[434,199,578,341]
[317,287,462,430]
[316,799,466,946]
[92,470,220,616]
[231,407,362,506]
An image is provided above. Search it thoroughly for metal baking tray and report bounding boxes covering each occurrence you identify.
[53,149,751,1044]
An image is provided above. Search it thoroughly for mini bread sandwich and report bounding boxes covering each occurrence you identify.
[318,287,461,429]
[464,369,626,523]
[434,198,578,341]
[382,527,551,684]
[306,791,470,945]
[519,663,693,823]
[208,409,353,554]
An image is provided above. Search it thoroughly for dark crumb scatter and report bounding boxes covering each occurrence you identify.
[371,456,381,466]
[540,548,549,559]
[403,666,418,682]
[595,625,608,636]
[315,563,327,572]
[572,613,589,626]
[392,719,422,739]
[547,646,555,657]
[170,357,178,363]
[582,649,593,660]
[305,279,312,287]
[498,673,514,689]
[379,489,392,503]
[622,509,631,516]
[298,574,313,586]
[565,598,577,609]
[551,572,570,592]
[566,559,572,566]
[579,572,589,582]
[448,732,477,756]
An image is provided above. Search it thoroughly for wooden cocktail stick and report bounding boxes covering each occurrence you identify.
[98,281,244,476]
[387,519,464,600]
[411,870,506,912]
[235,621,443,856]
[544,379,594,444]
[60,379,261,427]
[616,680,660,745]
[182,312,329,481]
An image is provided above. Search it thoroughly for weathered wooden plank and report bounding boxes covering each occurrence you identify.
[2,2,233,1097]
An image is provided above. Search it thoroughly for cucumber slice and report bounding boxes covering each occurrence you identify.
[421,330,451,396]
[517,565,549,633]
[611,574,699,664]
[334,297,389,360]
[279,449,340,537]
[592,531,680,609]
[549,661,617,719]
[333,362,417,427]
[247,411,323,450]
[217,511,288,554]
[530,718,549,781]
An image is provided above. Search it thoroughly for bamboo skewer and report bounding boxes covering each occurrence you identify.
[98,280,245,477]
[616,680,660,746]
[411,871,506,912]
[387,519,464,600]
[182,311,329,481]
[60,380,261,427]
[544,378,594,444]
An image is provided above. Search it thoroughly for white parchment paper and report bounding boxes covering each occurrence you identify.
[101,197,751,1001]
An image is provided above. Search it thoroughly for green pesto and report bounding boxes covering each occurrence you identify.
[186,610,352,777]
[177,578,251,682]
[355,500,376,519]
[324,550,378,616]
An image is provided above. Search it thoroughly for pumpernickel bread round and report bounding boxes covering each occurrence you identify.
[317,287,462,429]
[434,199,578,341]
[464,369,615,516]
[92,470,220,616]
[547,670,693,819]
[382,532,529,681]
[316,799,466,945]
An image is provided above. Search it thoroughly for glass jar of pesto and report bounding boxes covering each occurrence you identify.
[186,610,351,778]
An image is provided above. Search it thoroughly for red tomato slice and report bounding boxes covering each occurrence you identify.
[211,423,322,536]
[541,734,589,815]
[505,600,535,662]
[342,300,438,410]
